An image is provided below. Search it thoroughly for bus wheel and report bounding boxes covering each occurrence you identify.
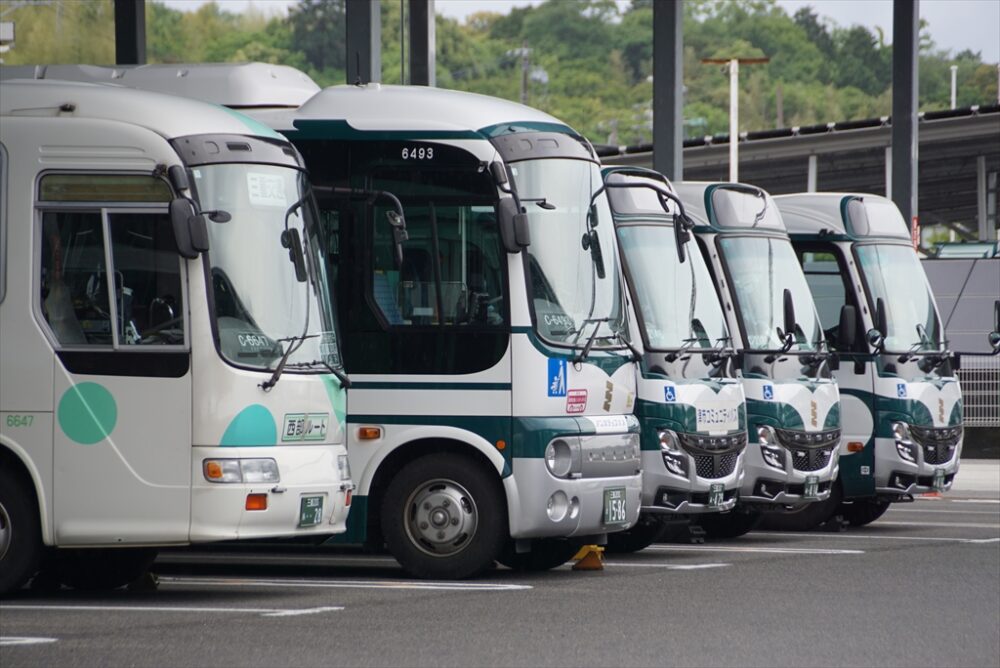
[842,499,891,526]
[497,539,580,571]
[605,516,666,553]
[0,468,43,596]
[54,548,158,590]
[760,484,843,532]
[695,509,762,539]
[381,453,506,580]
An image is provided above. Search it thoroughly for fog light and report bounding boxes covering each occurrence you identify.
[663,453,687,476]
[896,440,917,463]
[547,491,570,522]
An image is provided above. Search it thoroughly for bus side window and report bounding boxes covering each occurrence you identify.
[797,246,860,353]
[41,211,107,346]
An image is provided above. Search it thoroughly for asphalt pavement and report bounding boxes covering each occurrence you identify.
[2,463,998,668]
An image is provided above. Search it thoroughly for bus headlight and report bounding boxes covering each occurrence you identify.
[203,458,280,483]
[891,421,910,442]
[545,439,577,478]
[658,429,681,453]
[761,446,786,471]
[757,425,777,446]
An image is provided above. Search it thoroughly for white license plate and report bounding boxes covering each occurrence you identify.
[603,487,628,525]
[804,475,820,499]
[298,495,324,527]
[708,483,725,508]
[933,469,946,491]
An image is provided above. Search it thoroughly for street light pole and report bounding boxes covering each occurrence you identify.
[950,64,957,109]
[702,57,769,183]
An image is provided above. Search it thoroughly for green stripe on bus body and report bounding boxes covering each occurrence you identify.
[745,398,805,430]
[350,381,512,391]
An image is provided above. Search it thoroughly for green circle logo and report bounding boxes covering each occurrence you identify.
[58,382,118,445]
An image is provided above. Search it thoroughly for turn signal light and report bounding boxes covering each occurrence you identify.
[245,493,268,511]
[345,489,353,506]
[496,440,506,451]
[358,426,382,440]
[847,441,864,453]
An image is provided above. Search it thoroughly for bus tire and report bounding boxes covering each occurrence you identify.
[0,468,43,596]
[496,539,580,571]
[695,509,762,539]
[842,498,891,526]
[760,483,843,532]
[605,516,666,553]
[53,548,158,591]
[381,453,506,580]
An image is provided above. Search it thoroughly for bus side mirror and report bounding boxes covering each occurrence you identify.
[169,197,208,259]
[498,197,529,253]
[991,300,1000,355]
[866,328,885,352]
[839,304,857,349]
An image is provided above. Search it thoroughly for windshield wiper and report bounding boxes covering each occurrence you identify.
[664,337,701,363]
[573,317,610,364]
[285,359,351,389]
[704,335,737,366]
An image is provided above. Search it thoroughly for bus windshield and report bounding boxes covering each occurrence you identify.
[511,158,625,347]
[193,163,340,371]
[618,224,728,350]
[855,243,943,352]
[718,235,823,352]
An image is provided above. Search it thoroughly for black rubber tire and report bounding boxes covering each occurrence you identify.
[605,516,666,554]
[759,483,843,532]
[842,498,891,526]
[0,468,43,596]
[381,453,507,580]
[695,510,763,539]
[53,548,158,591]
[496,539,581,572]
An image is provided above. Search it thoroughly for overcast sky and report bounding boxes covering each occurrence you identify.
[160,0,1000,63]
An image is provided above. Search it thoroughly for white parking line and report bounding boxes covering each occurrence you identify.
[605,562,731,570]
[948,499,1000,504]
[159,576,532,591]
[873,521,1000,529]
[0,637,58,646]
[887,508,1000,515]
[0,604,344,618]
[645,545,864,555]
[751,531,999,543]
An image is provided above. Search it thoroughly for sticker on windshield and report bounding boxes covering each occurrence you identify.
[548,358,567,397]
[664,386,677,402]
[247,172,288,208]
[762,384,774,401]
[237,332,275,353]
[319,331,341,366]
[566,389,588,414]
[896,383,907,399]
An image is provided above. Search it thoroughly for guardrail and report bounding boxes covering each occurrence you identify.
[960,354,1000,427]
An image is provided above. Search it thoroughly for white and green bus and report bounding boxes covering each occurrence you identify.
[0,79,353,594]
[676,182,843,533]
[35,64,644,578]
[602,168,748,548]
[776,193,966,527]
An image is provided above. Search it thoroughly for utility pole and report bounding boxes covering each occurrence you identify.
[520,40,529,105]
[702,57,769,183]
[950,64,957,109]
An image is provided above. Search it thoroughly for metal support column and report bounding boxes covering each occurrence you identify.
[807,155,818,192]
[891,0,919,236]
[408,0,435,86]
[346,0,381,85]
[652,0,683,181]
[114,0,146,65]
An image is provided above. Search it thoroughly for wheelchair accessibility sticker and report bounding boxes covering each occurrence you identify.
[763,384,774,401]
[664,386,676,402]
[548,358,567,397]
[896,383,907,398]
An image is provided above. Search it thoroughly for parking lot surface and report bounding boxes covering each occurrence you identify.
[2,493,998,668]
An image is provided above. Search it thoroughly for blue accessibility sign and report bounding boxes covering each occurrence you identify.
[664,386,676,402]
[763,384,774,401]
[897,383,907,398]
[548,358,567,397]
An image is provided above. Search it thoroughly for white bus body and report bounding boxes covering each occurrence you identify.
[0,79,352,594]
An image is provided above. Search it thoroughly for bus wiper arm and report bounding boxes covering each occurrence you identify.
[259,334,318,392]
[286,359,352,389]
[574,317,610,364]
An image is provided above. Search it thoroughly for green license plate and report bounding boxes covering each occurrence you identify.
[708,483,725,508]
[804,475,820,500]
[603,487,627,525]
[298,495,324,527]
[933,469,946,491]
